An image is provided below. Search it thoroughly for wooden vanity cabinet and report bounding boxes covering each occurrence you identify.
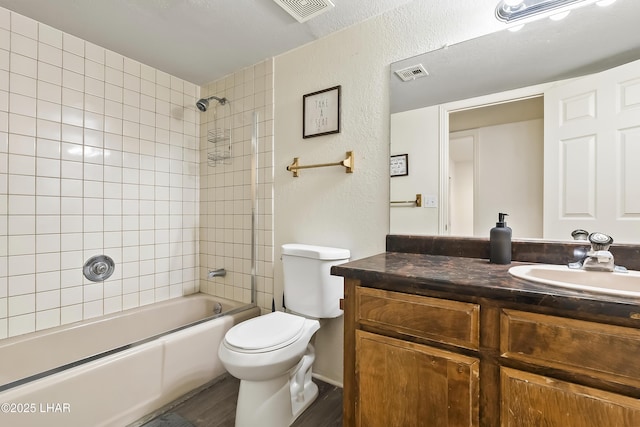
[345,284,481,427]
[343,278,640,427]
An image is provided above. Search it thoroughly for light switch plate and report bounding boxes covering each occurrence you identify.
[425,195,438,208]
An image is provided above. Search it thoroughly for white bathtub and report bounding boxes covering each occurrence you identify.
[0,293,259,427]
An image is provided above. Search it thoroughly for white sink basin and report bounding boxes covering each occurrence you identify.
[508,264,640,297]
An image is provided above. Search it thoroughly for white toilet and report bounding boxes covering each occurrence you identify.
[218,243,350,427]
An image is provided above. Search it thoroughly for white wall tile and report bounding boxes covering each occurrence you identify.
[84,60,105,82]
[37,62,62,86]
[36,138,60,159]
[9,113,36,136]
[7,215,36,236]
[8,194,35,214]
[37,80,60,103]
[1,8,199,337]
[61,87,83,108]
[7,272,34,295]
[38,42,62,67]
[36,176,60,196]
[34,215,59,236]
[36,119,60,141]
[62,33,84,56]
[36,308,60,330]
[8,292,35,316]
[11,53,37,78]
[36,195,60,215]
[0,9,8,31]
[38,24,62,48]
[85,76,104,98]
[10,13,37,39]
[8,312,34,336]
[60,303,81,324]
[84,111,103,131]
[36,289,59,311]
[104,296,121,314]
[11,33,37,58]
[156,71,170,88]
[10,93,36,117]
[8,234,35,256]
[105,50,123,71]
[85,94,104,114]
[8,155,36,176]
[60,267,81,288]
[36,233,60,253]
[36,270,60,292]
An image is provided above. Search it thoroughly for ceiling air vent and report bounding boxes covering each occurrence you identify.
[273,0,335,23]
[395,64,429,82]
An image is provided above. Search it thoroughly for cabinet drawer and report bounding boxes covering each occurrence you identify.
[356,287,480,350]
[501,309,640,387]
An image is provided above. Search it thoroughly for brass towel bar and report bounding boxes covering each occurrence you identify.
[286,151,354,177]
[390,194,422,207]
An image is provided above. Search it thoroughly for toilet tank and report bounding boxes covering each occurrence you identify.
[282,244,350,319]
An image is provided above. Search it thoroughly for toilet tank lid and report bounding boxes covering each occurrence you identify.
[282,244,350,260]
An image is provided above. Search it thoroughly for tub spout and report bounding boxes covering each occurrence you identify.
[208,268,227,278]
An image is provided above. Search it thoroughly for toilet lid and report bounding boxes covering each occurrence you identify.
[225,311,305,352]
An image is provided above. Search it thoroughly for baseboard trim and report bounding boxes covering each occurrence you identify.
[312,372,343,388]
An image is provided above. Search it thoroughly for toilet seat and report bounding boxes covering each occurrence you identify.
[224,311,305,353]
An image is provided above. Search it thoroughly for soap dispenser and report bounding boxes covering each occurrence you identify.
[490,213,512,264]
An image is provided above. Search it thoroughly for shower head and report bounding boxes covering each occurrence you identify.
[196,95,227,112]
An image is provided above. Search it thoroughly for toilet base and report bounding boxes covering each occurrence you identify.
[291,378,318,423]
[234,345,318,427]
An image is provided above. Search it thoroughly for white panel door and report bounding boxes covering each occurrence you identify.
[544,59,640,243]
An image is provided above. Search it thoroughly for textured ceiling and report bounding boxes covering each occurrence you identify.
[0,0,419,85]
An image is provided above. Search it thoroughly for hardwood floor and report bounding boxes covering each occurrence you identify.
[142,374,342,427]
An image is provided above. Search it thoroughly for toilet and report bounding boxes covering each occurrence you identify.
[218,243,350,427]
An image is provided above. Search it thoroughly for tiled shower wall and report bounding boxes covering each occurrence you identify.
[199,60,274,313]
[0,9,201,338]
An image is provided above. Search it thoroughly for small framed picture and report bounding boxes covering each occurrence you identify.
[390,154,408,177]
[303,85,341,138]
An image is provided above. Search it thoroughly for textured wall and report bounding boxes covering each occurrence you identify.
[273,0,502,384]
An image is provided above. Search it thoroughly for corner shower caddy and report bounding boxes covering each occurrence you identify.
[207,128,232,166]
[206,98,232,167]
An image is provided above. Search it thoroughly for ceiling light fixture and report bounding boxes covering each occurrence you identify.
[495,0,615,24]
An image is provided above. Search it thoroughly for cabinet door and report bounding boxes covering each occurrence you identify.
[355,330,479,427]
[501,367,640,427]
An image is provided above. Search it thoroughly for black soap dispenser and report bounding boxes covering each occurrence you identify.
[490,213,512,264]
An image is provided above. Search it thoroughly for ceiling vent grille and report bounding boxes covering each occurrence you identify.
[273,0,335,23]
[395,64,429,82]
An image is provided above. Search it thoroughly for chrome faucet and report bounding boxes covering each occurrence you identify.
[568,231,626,273]
[208,268,227,278]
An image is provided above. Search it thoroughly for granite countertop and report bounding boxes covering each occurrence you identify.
[331,251,640,320]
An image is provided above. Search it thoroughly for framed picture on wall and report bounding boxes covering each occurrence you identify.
[303,85,341,138]
[390,154,408,177]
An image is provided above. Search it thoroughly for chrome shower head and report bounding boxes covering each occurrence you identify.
[196,98,209,112]
[196,96,227,112]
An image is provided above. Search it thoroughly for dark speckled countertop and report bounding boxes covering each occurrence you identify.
[331,235,640,321]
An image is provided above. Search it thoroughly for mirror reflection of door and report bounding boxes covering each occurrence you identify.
[448,97,544,238]
[449,131,475,236]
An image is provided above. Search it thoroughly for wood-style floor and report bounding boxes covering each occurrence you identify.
[143,374,342,427]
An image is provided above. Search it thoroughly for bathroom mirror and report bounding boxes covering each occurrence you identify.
[389,0,640,243]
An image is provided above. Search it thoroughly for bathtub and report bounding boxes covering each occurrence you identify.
[0,293,260,427]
